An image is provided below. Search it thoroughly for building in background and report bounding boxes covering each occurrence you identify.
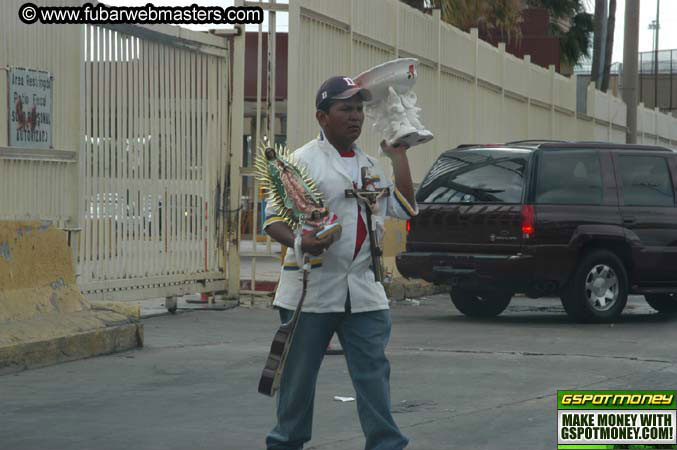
[481,7,563,73]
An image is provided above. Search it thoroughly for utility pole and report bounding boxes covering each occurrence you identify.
[648,1,661,108]
[653,0,656,108]
[622,0,640,143]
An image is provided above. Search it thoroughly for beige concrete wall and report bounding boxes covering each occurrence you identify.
[0,0,82,226]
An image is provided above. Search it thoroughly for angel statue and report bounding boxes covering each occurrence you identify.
[355,58,434,148]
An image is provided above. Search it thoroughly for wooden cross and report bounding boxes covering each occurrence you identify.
[344,167,390,282]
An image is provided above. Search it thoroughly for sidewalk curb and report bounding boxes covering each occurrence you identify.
[0,317,143,375]
[0,221,144,374]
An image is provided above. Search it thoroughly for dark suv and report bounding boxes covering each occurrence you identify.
[396,141,677,322]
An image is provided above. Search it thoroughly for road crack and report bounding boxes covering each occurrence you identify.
[394,346,675,364]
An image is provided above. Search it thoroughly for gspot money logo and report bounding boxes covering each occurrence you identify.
[558,390,677,449]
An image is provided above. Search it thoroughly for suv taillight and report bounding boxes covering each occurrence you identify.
[406,219,411,234]
[521,204,534,238]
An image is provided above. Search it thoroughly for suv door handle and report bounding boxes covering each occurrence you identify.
[623,217,636,225]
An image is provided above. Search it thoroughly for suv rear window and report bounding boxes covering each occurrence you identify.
[416,149,529,204]
[535,152,603,205]
[617,155,674,206]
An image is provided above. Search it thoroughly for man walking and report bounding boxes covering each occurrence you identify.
[263,75,418,450]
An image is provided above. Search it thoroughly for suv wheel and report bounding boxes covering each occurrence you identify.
[450,288,512,317]
[560,250,628,322]
[644,294,677,314]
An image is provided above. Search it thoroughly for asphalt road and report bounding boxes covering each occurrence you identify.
[2,294,676,450]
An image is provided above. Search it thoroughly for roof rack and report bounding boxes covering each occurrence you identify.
[539,142,672,152]
[455,143,521,149]
[506,139,568,145]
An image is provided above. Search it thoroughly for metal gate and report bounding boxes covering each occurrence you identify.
[78,24,235,301]
[237,0,285,303]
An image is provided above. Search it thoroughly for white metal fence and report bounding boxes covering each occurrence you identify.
[288,0,677,183]
[78,24,231,300]
[1,0,243,301]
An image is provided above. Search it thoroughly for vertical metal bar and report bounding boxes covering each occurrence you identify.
[133,36,140,276]
[166,47,173,274]
[256,3,272,256]
[114,31,121,279]
[168,45,175,274]
[160,43,167,275]
[201,55,208,271]
[182,48,188,272]
[82,25,92,279]
[133,37,140,277]
[176,47,181,272]
[108,30,115,277]
[73,22,86,273]
[256,7,263,157]
[208,55,217,273]
[178,48,183,274]
[170,47,177,274]
[228,4,246,298]
[94,26,102,279]
[145,39,152,276]
[137,37,144,277]
[122,32,129,278]
[185,50,191,273]
[197,54,205,272]
[150,40,159,277]
[104,29,112,278]
[138,37,144,277]
[191,51,197,273]
[126,35,133,277]
[165,46,171,274]
[142,39,149,276]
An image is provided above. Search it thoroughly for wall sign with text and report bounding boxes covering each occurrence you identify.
[8,67,52,149]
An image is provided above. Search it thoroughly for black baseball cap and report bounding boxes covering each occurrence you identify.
[315,76,372,110]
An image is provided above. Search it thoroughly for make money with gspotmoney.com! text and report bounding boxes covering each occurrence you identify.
[18,2,263,25]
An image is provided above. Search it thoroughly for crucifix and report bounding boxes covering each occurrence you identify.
[345,167,390,282]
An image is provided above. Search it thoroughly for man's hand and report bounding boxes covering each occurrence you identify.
[380,139,410,159]
[380,139,416,209]
[302,226,340,256]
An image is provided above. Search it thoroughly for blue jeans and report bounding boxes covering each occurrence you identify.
[266,306,408,450]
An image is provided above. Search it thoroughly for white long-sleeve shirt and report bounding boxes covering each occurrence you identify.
[264,134,418,313]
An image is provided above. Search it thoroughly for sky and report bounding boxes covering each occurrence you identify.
[104,0,674,63]
[582,0,677,63]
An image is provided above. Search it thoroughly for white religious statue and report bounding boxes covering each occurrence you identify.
[354,58,434,148]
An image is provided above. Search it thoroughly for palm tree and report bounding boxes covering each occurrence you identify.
[401,0,593,68]
[527,0,594,68]
[440,0,525,45]
[590,0,607,85]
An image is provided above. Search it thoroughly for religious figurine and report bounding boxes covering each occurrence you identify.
[355,58,434,148]
[255,144,341,268]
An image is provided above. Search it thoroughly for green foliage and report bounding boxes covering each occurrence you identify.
[400,0,594,66]
[559,10,594,66]
[440,0,525,44]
